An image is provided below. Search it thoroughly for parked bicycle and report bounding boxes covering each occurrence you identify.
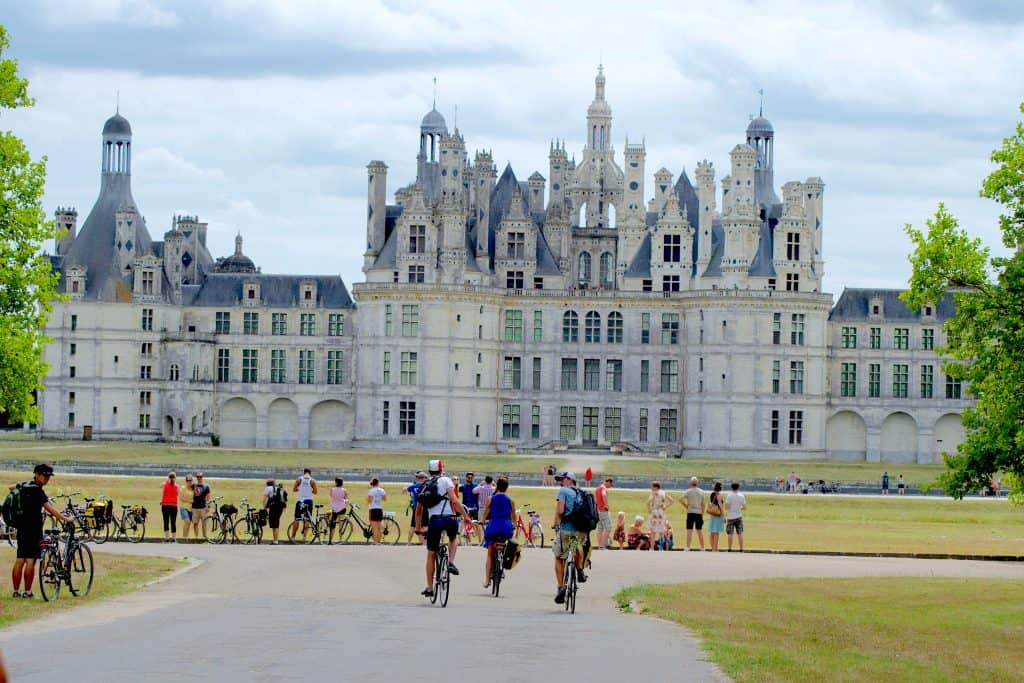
[91,496,147,543]
[203,497,238,544]
[38,522,94,601]
[514,506,545,548]
[331,504,401,545]
[232,497,265,545]
[287,503,329,544]
[458,515,481,546]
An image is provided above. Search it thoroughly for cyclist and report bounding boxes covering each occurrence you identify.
[552,471,587,604]
[293,468,318,535]
[482,477,514,589]
[414,459,467,598]
[10,464,75,599]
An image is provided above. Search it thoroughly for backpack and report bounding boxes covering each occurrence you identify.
[270,485,288,508]
[565,486,599,532]
[416,477,446,510]
[2,483,25,528]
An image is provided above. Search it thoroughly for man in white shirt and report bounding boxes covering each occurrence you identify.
[725,481,747,552]
[414,459,468,598]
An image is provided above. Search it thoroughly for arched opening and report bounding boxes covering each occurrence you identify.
[578,252,592,287]
[933,413,965,462]
[309,400,355,449]
[163,415,174,438]
[578,202,586,228]
[219,397,257,447]
[268,397,298,449]
[599,251,614,288]
[608,203,617,229]
[562,311,579,343]
[584,311,601,343]
[880,412,917,463]
[826,411,867,460]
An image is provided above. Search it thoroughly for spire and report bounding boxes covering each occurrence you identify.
[433,76,437,109]
[235,232,243,256]
[758,88,764,117]
[595,64,606,101]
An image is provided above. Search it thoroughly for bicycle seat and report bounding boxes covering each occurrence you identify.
[314,504,324,509]
[84,497,95,503]
[121,505,132,509]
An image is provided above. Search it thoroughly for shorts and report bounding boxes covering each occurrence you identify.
[179,508,192,522]
[369,508,384,522]
[552,530,587,559]
[191,507,208,522]
[726,517,744,535]
[686,512,704,530]
[426,515,459,551]
[597,510,612,532]
[295,499,313,519]
[16,530,42,560]
[330,509,347,526]
[267,506,284,529]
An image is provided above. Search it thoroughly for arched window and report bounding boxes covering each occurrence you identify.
[600,126,605,150]
[578,252,592,286]
[562,311,579,343]
[169,364,180,382]
[607,312,623,344]
[585,311,601,343]
[599,252,614,288]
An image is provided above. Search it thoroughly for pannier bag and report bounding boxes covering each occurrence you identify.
[220,503,238,516]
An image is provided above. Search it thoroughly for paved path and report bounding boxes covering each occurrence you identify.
[4,545,1023,682]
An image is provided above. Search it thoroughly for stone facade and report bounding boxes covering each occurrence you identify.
[38,69,969,462]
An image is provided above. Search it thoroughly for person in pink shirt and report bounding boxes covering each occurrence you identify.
[594,478,614,549]
[329,477,349,531]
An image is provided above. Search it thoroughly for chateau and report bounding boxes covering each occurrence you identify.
[38,69,970,462]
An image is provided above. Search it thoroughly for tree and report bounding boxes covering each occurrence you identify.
[902,102,1024,502]
[0,25,61,425]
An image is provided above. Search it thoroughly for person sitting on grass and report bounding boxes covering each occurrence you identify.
[627,515,651,550]
[612,511,627,549]
[658,521,675,550]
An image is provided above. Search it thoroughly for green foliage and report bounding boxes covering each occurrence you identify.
[0,25,62,423]
[902,103,1024,502]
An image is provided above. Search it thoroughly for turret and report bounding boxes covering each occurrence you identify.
[438,131,465,206]
[365,161,388,261]
[473,150,496,269]
[622,139,646,223]
[172,214,204,284]
[695,160,715,275]
[585,65,612,152]
[527,172,546,214]
[720,144,759,281]
[805,176,825,287]
[114,204,138,274]
[417,105,447,200]
[55,206,77,257]
[548,141,568,209]
[649,168,674,215]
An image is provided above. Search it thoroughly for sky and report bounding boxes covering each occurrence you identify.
[3,0,1023,299]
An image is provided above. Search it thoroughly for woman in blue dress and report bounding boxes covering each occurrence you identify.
[482,477,515,588]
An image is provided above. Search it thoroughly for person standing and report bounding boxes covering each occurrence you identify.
[459,472,482,543]
[329,477,349,535]
[406,471,427,544]
[367,478,387,543]
[584,467,593,488]
[725,481,747,552]
[262,479,287,544]
[191,473,211,540]
[788,471,798,493]
[682,476,706,551]
[897,474,906,496]
[595,477,613,549]
[646,481,674,551]
[707,481,725,551]
[293,468,318,523]
[160,472,179,543]
[10,464,75,599]
[472,475,496,527]
[882,471,890,495]
[178,474,194,540]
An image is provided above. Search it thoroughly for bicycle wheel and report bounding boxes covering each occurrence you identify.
[309,517,328,545]
[382,518,402,545]
[233,517,259,545]
[91,518,110,544]
[3,524,15,547]
[201,515,219,543]
[492,551,503,597]
[339,518,356,544]
[38,547,61,602]
[532,524,545,549]
[124,513,146,544]
[433,553,447,606]
[286,519,304,544]
[68,542,94,597]
[567,566,577,614]
[439,560,450,608]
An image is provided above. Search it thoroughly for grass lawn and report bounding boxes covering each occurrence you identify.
[0,548,183,628]
[617,577,1024,682]
[2,468,1020,555]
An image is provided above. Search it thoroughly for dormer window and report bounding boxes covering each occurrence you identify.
[304,290,312,300]
[243,280,260,306]
[248,289,255,299]
[869,295,884,319]
[71,281,79,293]
[299,280,317,307]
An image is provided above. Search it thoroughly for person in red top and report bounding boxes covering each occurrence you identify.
[595,477,614,548]
[160,471,179,543]
[584,467,593,488]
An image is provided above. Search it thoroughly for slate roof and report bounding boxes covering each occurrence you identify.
[829,289,956,322]
[623,233,651,278]
[103,113,132,136]
[186,273,354,308]
[748,218,777,277]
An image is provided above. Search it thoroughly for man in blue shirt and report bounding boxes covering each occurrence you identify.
[406,471,427,544]
[459,472,482,543]
[552,472,587,604]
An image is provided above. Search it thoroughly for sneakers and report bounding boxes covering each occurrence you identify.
[421,588,434,598]
[576,570,587,584]
[11,591,20,599]
[554,587,566,604]
[447,564,460,576]
[20,591,33,599]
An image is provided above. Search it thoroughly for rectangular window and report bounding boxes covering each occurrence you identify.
[71,314,77,331]
[532,310,542,342]
[505,271,524,289]
[141,270,154,295]
[243,311,259,335]
[141,308,153,332]
[772,312,781,345]
[893,364,908,398]
[661,313,680,345]
[407,265,425,283]
[70,365,77,378]
[841,326,857,349]
[641,313,651,344]
[401,305,419,337]
[786,232,800,260]
[841,362,857,397]
[642,279,653,292]
[559,406,577,441]
[660,359,679,393]
[770,409,780,445]
[663,234,681,262]
[215,311,230,335]
[272,313,288,335]
[504,310,523,342]
[534,277,544,290]
[560,358,578,390]
[297,350,314,384]
[138,391,151,406]
[639,408,649,442]
[399,401,416,435]
[242,349,258,383]
[385,304,392,336]
[139,365,152,379]
[772,359,781,394]
[502,404,521,439]
[584,359,600,391]
[604,407,621,442]
[507,232,526,259]
[502,356,521,389]
[640,359,650,392]
[300,313,316,336]
[217,349,230,382]
[531,405,541,439]
[139,342,152,356]
[382,351,391,384]
[785,273,800,291]
[922,328,934,350]
[788,410,803,445]
[327,351,344,384]
[662,275,681,292]
[532,357,541,391]
[328,314,345,336]
[791,314,805,345]
[382,401,390,435]
[271,349,286,384]
[790,360,804,394]
[921,364,933,398]
[945,375,962,399]
[68,412,75,428]
[400,351,417,386]
[138,413,150,429]
[601,359,619,391]
[409,225,426,253]
[659,408,678,442]
[894,328,909,350]
[869,363,881,398]
[870,327,881,349]
[607,313,623,343]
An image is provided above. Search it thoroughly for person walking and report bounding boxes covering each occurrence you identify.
[881,471,890,495]
[329,477,349,535]
[584,467,593,488]
[10,464,76,599]
[263,479,287,544]
[482,477,515,589]
[725,481,747,552]
[707,481,725,551]
[178,474,194,540]
[191,473,211,540]
[646,481,674,551]
[595,477,614,548]
[160,472,179,543]
[682,476,706,551]
[367,478,386,543]
[897,474,906,496]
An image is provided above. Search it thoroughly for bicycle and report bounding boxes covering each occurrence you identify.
[203,498,238,544]
[232,497,265,545]
[287,502,329,544]
[0,516,15,547]
[489,537,509,597]
[331,504,401,545]
[38,522,94,601]
[514,506,545,548]
[49,492,96,543]
[430,539,452,607]
[558,533,584,614]
[458,515,481,546]
[97,497,147,543]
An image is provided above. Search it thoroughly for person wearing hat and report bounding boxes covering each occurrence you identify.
[11,464,76,599]
[552,471,587,604]
[406,471,428,544]
[413,459,468,597]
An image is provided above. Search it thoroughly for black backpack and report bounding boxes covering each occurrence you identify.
[270,485,288,508]
[565,486,599,532]
[2,483,25,529]
[416,477,446,510]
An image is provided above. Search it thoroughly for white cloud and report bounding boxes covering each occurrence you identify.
[35,0,179,28]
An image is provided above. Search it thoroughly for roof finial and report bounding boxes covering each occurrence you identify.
[758,88,764,117]
[116,90,120,114]
[432,76,437,110]
[454,103,457,131]
[235,232,243,256]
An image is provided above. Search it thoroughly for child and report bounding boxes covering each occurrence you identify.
[612,511,627,549]
[658,521,675,551]
[627,515,651,550]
